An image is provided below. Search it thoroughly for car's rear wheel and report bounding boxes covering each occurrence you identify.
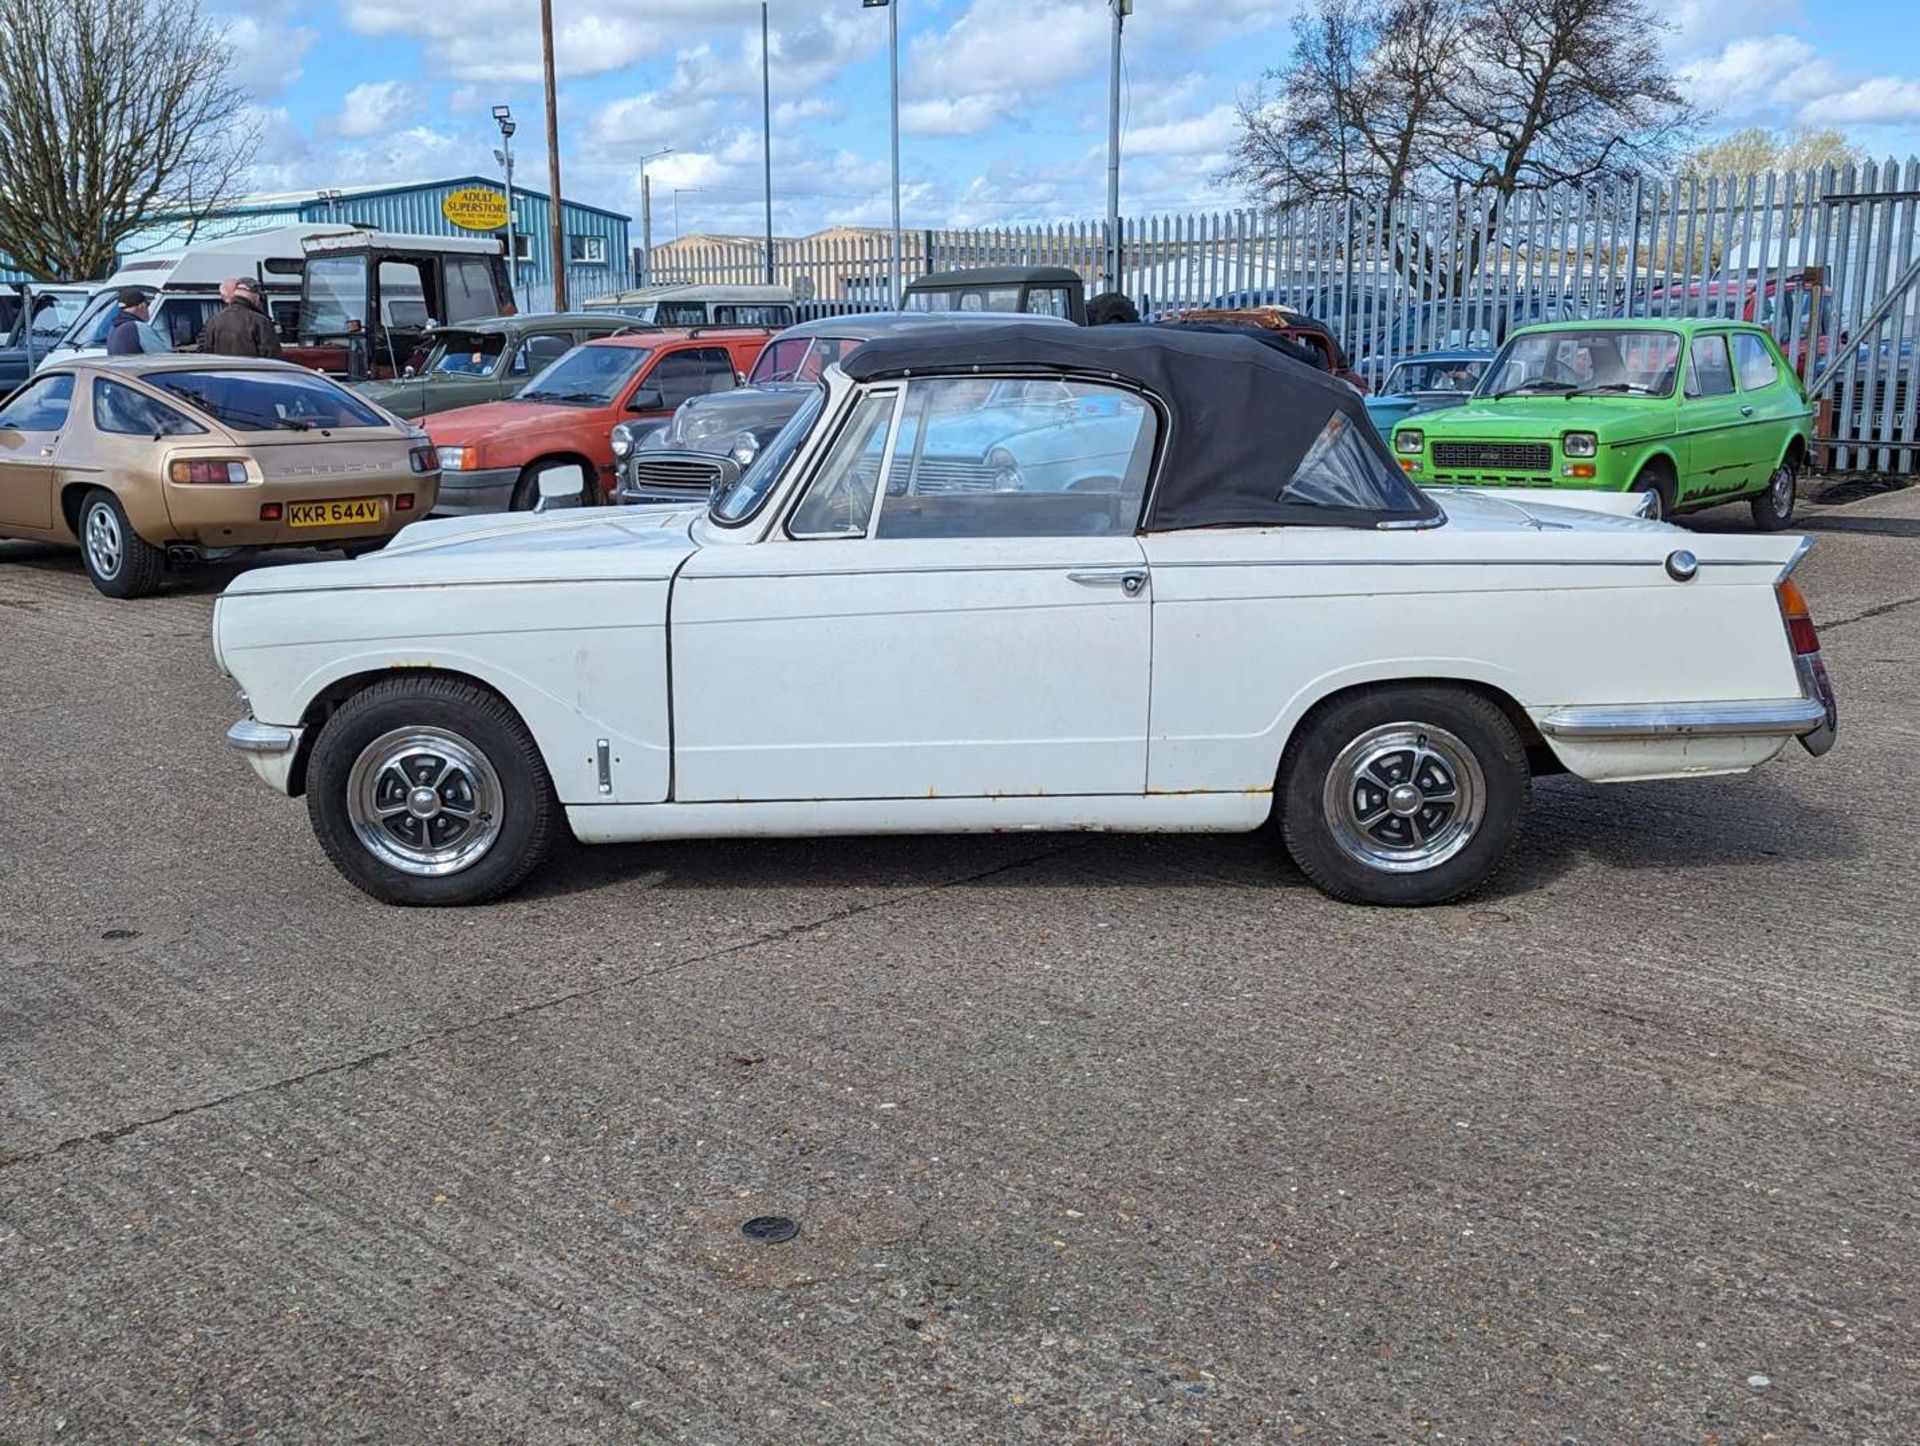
[78,488,167,599]
[1279,685,1529,906]
[1750,457,1798,531]
[305,677,559,906]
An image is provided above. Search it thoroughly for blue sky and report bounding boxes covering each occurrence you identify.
[223,0,1920,238]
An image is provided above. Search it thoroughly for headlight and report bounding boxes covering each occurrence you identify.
[435,445,471,471]
[728,432,760,468]
[1395,428,1424,454]
[988,447,1022,492]
[1562,431,1598,458]
[610,423,636,460]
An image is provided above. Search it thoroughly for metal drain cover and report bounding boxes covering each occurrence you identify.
[740,1214,800,1243]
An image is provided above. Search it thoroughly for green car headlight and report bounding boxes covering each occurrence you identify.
[1562,431,1598,458]
[1395,428,1424,454]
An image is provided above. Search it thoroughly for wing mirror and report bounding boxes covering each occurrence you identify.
[707,457,743,503]
[533,463,588,512]
[627,385,665,413]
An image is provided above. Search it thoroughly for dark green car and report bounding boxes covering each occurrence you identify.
[1392,319,1815,529]
[354,313,631,420]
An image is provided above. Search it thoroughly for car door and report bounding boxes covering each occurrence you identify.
[670,375,1159,803]
[1731,330,1796,479]
[1679,332,1751,502]
[0,372,74,531]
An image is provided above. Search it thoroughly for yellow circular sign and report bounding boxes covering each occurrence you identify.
[442,186,511,232]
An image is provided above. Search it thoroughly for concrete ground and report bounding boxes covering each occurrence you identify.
[1,488,1915,1444]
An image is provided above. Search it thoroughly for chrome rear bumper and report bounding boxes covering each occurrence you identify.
[1538,698,1829,741]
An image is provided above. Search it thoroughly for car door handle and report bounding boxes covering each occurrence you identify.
[1740,405,1754,416]
[1068,568,1148,597]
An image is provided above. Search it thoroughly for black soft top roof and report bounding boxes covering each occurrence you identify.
[841,321,1433,531]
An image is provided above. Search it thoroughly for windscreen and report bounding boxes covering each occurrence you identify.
[303,256,366,335]
[154,369,390,431]
[1480,330,1682,398]
[516,345,651,404]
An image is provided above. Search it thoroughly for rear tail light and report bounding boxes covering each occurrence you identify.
[395,494,415,511]
[1776,577,1821,655]
[409,444,439,474]
[259,502,283,521]
[170,459,250,484]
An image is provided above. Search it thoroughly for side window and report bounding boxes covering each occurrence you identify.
[872,377,1156,540]
[1733,333,1780,391]
[652,347,737,410]
[514,333,573,375]
[0,373,74,431]
[715,304,790,327]
[443,258,497,324]
[657,302,708,326]
[93,378,206,436]
[1023,287,1070,318]
[1686,335,1735,398]
[163,299,219,348]
[789,389,897,537]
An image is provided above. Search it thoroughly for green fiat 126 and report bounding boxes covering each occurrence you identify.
[1391,319,1814,530]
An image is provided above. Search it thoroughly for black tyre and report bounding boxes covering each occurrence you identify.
[305,676,560,906]
[1279,685,1530,907]
[1749,456,1798,531]
[78,488,167,599]
[1634,463,1678,523]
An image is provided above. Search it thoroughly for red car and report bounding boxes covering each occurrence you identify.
[426,328,770,513]
[1640,277,1839,370]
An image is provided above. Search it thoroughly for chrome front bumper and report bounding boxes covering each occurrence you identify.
[227,718,303,754]
[227,718,305,795]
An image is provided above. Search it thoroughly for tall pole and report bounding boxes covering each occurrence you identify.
[1106,1,1127,293]
[888,0,901,307]
[641,175,653,285]
[540,0,567,310]
[503,146,517,306]
[762,2,775,285]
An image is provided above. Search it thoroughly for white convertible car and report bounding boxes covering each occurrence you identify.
[215,325,1837,908]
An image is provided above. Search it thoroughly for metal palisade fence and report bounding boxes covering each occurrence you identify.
[649,158,1920,473]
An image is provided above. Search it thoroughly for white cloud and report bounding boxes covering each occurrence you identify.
[901,96,1005,138]
[1804,77,1920,127]
[1125,104,1240,159]
[332,80,421,139]
[217,10,319,97]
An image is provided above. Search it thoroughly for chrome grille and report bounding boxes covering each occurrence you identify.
[632,456,724,492]
[1432,440,1553,472]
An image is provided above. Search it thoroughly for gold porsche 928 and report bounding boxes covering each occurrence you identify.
[0,355,439,598]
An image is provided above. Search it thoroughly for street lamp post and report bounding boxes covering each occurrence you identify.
[491,105,518,308]
[862,0,902,307]
[637,148,673,286]
[762,2,775,286]
[1107,1,1131,293]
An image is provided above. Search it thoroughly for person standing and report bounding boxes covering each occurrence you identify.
[201,277,284,358]
[105,290,151,356]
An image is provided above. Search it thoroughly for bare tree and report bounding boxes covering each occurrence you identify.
[1224,0,1471,210]
[1440,0,1697,198]
[1683,126,1864,178]
[0,0,258,280]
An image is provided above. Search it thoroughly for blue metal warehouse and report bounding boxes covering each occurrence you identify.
[7,177,631,307]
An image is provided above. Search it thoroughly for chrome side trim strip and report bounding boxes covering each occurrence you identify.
[227,719,303,755]
[1777,534,1814,582]
[1538,698,1828,740]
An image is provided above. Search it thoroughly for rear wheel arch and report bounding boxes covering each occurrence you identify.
[1275,677,1553,798]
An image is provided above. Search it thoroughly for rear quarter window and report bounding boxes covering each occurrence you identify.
[154,369,391,431]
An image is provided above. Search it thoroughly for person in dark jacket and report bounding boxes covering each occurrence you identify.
[200,277,283,358]
[105,290,151,356]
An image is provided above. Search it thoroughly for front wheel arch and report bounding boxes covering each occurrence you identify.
[290,666,532,797]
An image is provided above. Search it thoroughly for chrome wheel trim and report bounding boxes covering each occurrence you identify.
[84,501,123,579]
[345,726,504,877]
[1770,463,1795,516]
[1323,722,1488,874]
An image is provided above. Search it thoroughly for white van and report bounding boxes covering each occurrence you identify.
[36,224,359,371]
[583,283,795,329]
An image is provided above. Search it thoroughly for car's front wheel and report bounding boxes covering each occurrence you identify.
[1279,685,1530,906]
[1750,457,1798,531]
[78,488,167,599]
[305,677,559,906]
